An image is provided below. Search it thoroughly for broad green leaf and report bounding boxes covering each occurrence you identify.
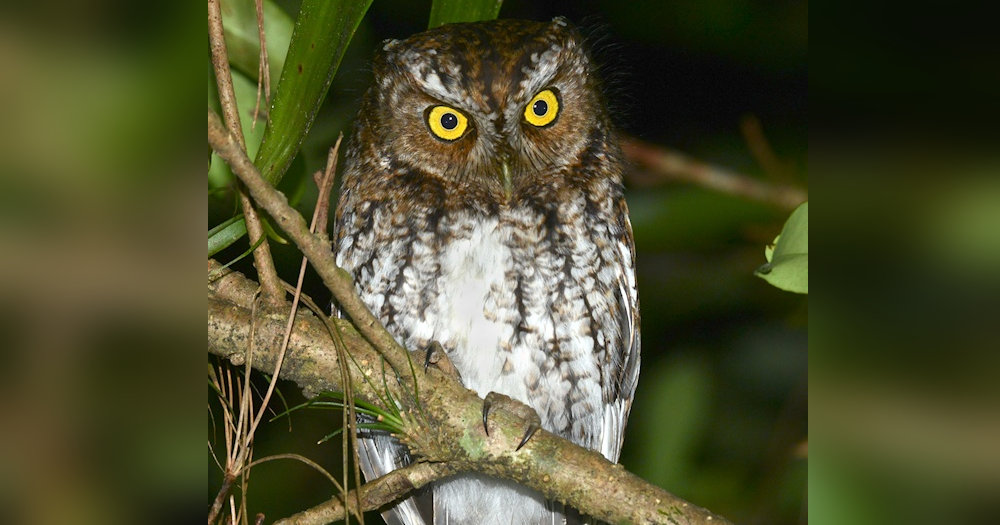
[756,202,808,293]
[253,0,373,186]
[428,0,503,28]
[220,0,293,85]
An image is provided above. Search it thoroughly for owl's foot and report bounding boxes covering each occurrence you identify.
[417,341,461,380]
[482,392,542,451]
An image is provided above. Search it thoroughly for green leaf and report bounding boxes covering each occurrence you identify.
[207,213,288,257]
[756,202,808,293]
[208,215,246,256]
[428,0,503,28]
[259,214,289,245]
[253,0,373,186]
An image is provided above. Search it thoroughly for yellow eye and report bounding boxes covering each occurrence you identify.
[426,105,469,141]
[524,89,559,127]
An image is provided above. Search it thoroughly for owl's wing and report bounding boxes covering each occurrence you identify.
[357,430,433,525]
[599,213,641,463]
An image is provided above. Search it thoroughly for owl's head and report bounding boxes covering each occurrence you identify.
[343,18,622,213]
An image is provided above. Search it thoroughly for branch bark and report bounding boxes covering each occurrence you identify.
[209,260,402,405]
[274,462,451,525]
[208,109,734,525]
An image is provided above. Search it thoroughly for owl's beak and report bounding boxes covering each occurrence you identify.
[500,161,513,202]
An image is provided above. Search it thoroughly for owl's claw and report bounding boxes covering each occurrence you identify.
[417,341,460,380]
[422,341,442,372]
[482,392,542,451]
[482,396,493,436]
[515,423,540,451]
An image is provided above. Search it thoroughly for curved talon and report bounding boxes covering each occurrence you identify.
[482,398,492,436]
[515,423,539,451]
[423,347,433,373]
[423,341,444,373]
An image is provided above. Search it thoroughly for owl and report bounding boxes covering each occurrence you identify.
[333,17,640,525]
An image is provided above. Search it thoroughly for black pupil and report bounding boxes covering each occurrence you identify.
[440,112,458,130]
[533,99,548,116]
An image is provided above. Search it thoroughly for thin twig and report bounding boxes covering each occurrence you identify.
[301,133,366,524]
[247,453,343,491]
[622,136,807,211]
[208,353,247,525]
[252,0,271,128]
[208,0,246,153]
[314,134,343,238]
[234,161,344,507]
[208,0,284,306]
[208,472,235,525]
[245,267,296,438]
[274,462,450,525]
[208,265,395,406]
[242,140,353,452]
[232,292,259,468]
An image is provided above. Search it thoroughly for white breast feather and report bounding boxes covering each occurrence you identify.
[431,214,509,397]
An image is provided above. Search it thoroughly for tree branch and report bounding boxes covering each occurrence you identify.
[274,462,452,525]
[208,109,734,525]
[208,260,398,404]
[208,263,731,524]
[622,136,807,211]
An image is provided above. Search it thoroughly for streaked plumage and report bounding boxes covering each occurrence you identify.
[333,18,640,525]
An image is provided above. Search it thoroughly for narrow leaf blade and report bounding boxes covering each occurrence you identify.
[253,0,373,186]
[428,0,503,29]
[208,216,246,256]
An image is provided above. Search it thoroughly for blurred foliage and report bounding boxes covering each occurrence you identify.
[810,154,1000,525]
[208,1,806,524]
[2,3,205,524]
